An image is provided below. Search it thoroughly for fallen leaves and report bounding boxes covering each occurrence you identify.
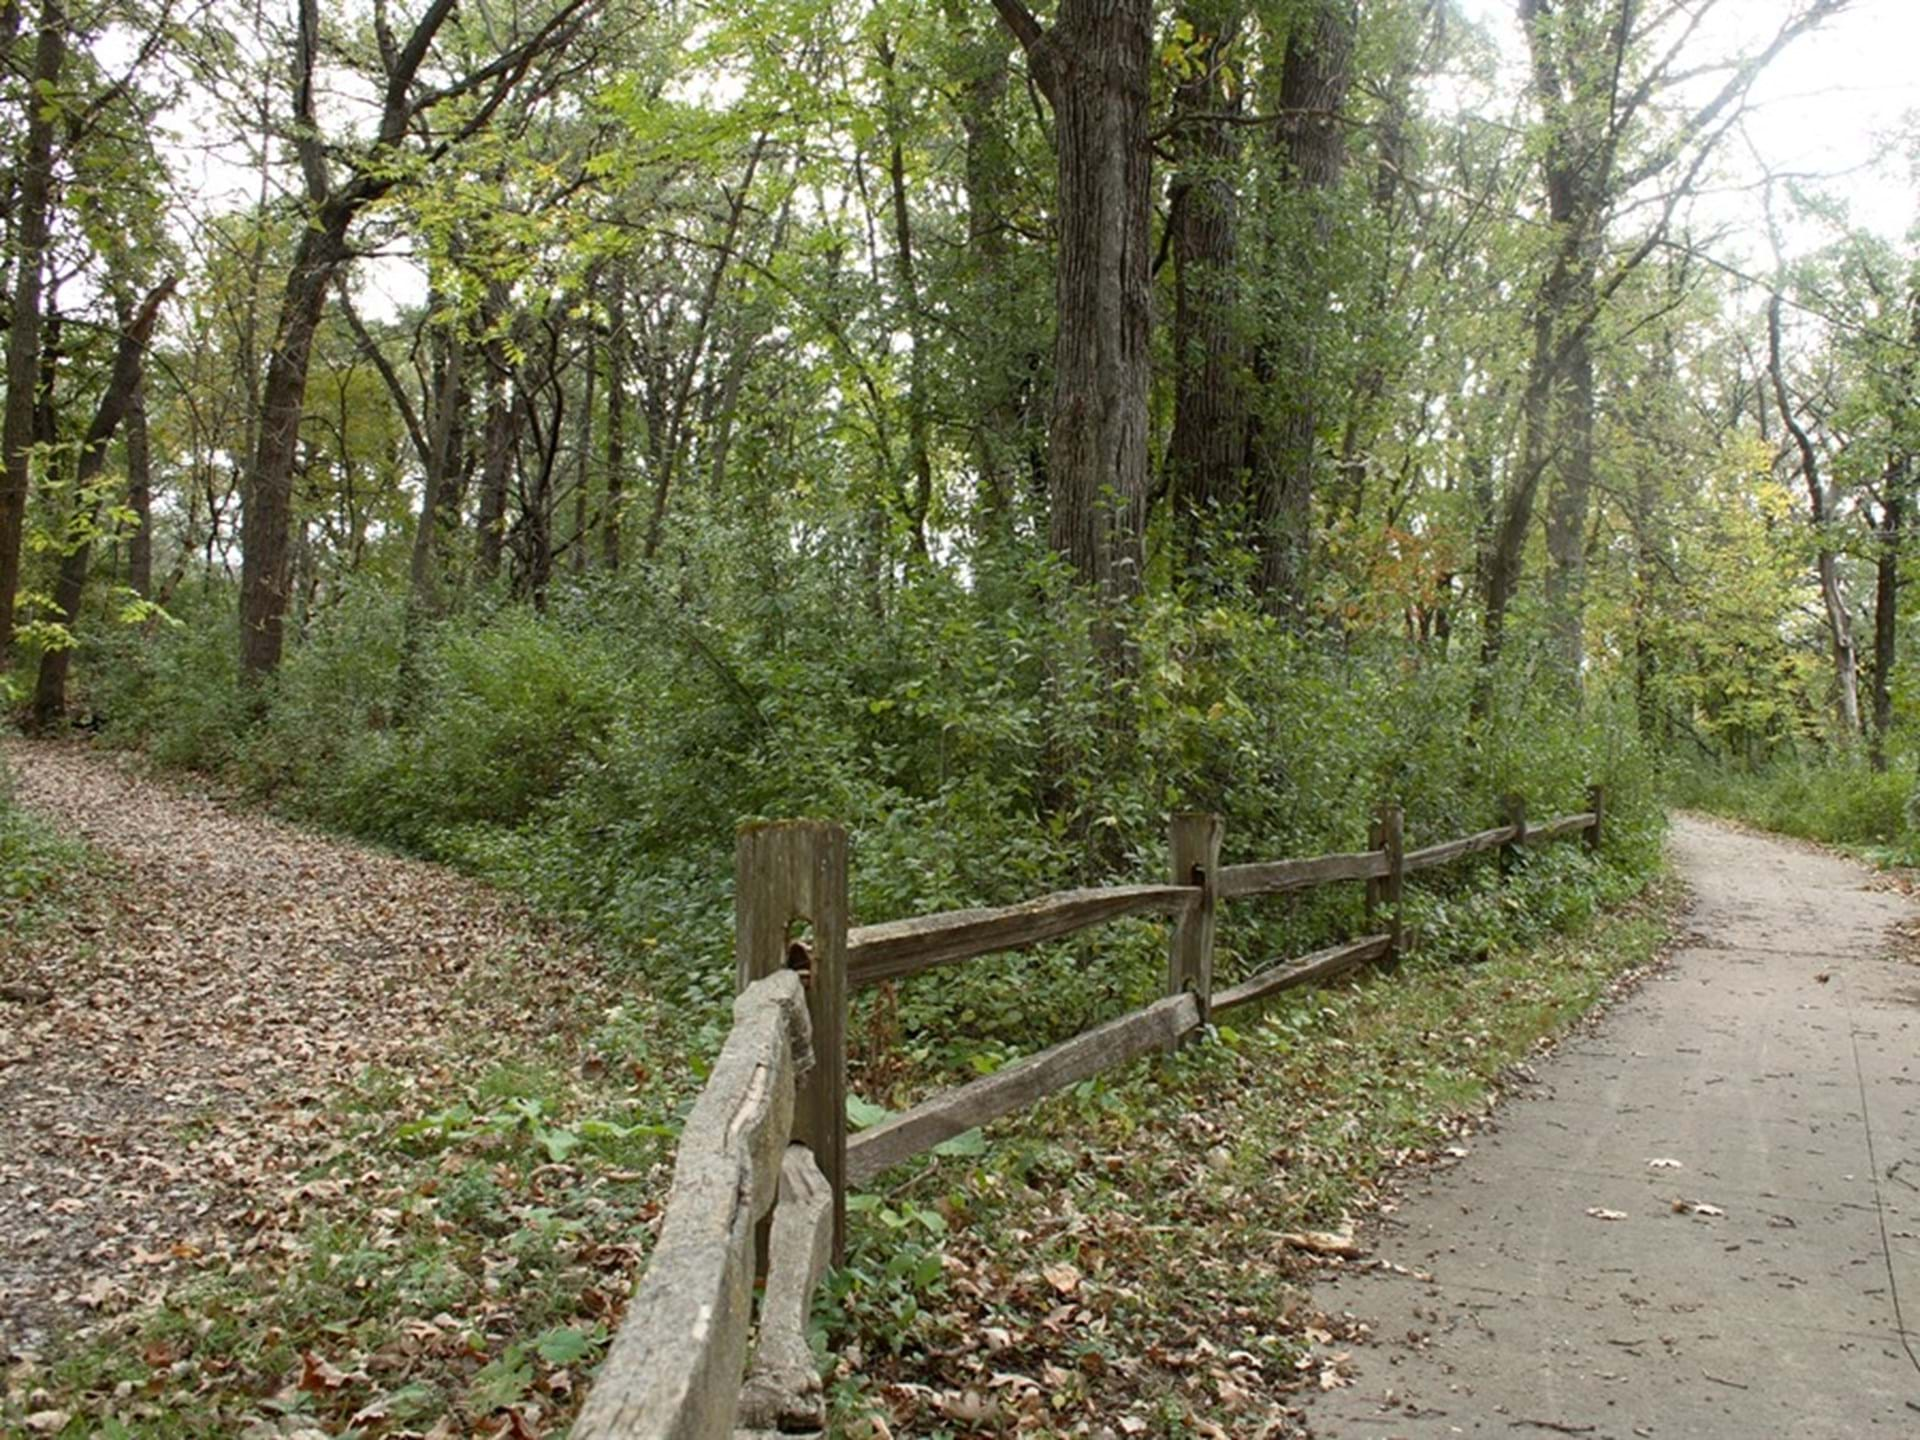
[0,739,646,1435]
[1585,1208,1629,1221]
[1279,1226,1365,1258]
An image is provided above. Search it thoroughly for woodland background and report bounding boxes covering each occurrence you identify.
[3,0,1917,1430]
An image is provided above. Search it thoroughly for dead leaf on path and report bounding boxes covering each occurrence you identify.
[1585,1207,1629,1221]
[299,1351,351,1392]
[1281,1226,1365,1257]
[1041,1261,1081,1295]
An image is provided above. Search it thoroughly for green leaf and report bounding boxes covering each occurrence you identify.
[532,1326,597,1366]
[845,1095,891,1130]
[931,1128,987,1159]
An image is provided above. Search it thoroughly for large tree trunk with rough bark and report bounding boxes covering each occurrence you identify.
[0,0,63,666]
[1247,0,1355,617]
[1166,19,1247,558]
[993,0,1152,625]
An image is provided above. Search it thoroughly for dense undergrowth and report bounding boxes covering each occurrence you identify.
[1666,754,1920,863]
[2,550,1674,1435]
[78,547,1662,1074]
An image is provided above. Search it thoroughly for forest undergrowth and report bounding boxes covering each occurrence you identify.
[2,557,1674,1437]
[1,735,1676,1439]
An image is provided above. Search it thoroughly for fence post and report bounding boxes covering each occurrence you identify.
[1168,812,1223,1041]
[736,820,849,1263]
[1500,793,1527,881]
[1586,783,1606,854]
[1379,803,1405,962]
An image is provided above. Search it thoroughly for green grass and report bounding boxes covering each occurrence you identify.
[0,754,91,940]
[1666,757,1918,861]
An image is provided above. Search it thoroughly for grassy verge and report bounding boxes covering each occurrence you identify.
[0,751,93,944]
[1665,758,1918,863]
[3,832,1673,1439]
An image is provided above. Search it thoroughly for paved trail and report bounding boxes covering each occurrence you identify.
[1303,814,1920,1438]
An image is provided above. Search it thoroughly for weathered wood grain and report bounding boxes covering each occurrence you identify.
[736,1147,834,1433]
[1216,849,1387,901]
[736,820,848,1261]
[1519,811,1596,845]
[844,992,1201,1184]
[846,884,1198,987]
[1168,812,1223,1034]
[1403,825,1516,873]
[1212,934,1394,1015]
[573,973,810,1440]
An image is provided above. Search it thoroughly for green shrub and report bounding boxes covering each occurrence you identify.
[1668,754,1917,856]
[75,546,1663,1081]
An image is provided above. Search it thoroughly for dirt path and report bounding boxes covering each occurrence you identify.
[1301,814,1920,1438]
[0,739,603,1361]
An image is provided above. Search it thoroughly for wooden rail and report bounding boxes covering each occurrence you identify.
[845,992,1201,1185]
[847,884,1197,987]
[583,785,1608,1435]
[572,972,820,1439]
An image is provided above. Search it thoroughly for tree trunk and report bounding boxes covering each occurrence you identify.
[1871,485,1900,770]
[881,37,933,559]
[239,205,353,678]
[602,275,626,570]
[994,0,1152,625]
[1166,19,1246,560]
[30,278,175,728]
[407,317,466,612]
[0,0,63,666]
[125,367,152,598]
[1247,0,1355,617]
[953,18,1024,528]
[475,284,520,581]
[1769,291,1861,738]
[572,302,597,577]
[1542,329,1595,685]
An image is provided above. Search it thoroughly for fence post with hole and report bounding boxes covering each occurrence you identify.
[1587,783,1605,855]
[1168,812,1223,1042]
[735,819,849,1262]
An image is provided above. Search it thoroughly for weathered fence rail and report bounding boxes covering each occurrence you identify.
[578,785,1606,1438]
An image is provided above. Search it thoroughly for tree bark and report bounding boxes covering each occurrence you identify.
[239,205,354,677]
[1247,0,1355,616]
[994,0,1153,626]
[125,366,152,598]
[0,0,64,666]
[1166,18,1247,559]
[30,278,175,727]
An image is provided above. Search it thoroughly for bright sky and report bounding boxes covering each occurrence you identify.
[1453,0,1920,264]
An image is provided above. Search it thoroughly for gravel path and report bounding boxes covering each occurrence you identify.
[1301,814,1920,1438]
[0,739,596,1360]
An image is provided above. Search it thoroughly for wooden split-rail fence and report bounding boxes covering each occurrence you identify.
[573,787,1607,1439]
